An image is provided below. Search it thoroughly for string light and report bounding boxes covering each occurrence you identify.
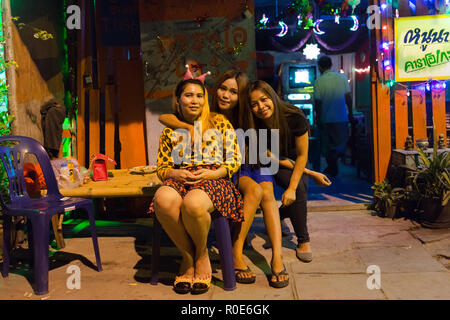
[355,66,370,73]
[385,79,448,98]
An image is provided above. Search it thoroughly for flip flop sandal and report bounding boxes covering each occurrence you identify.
[173,275,193,294]
[235,267,256,284]
[269,267,289,289]
[191,276,211,295]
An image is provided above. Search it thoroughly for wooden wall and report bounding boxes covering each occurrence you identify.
[76,0,147,169]
[9,0,65,142]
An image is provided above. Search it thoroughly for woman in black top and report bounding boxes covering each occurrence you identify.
[245,80,330,264]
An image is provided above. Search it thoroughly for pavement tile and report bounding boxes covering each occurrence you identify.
[291,250,367,274]
[423,238,450,259]
[381,272,450,300]
[409,227,450,244]
[356,246,447,273]
[293,274,386,300]
[305,232,355,258]
[351,229,421,249]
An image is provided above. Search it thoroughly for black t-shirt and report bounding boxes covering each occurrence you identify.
[262,111,309,164]
[283,111,310,160]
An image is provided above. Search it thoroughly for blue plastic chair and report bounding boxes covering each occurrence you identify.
[0,136,102,295]
[150,211,236,291]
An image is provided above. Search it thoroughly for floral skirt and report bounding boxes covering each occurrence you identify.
[148,165,244,222]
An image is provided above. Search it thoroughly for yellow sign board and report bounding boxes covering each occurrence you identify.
[395,15,450,82]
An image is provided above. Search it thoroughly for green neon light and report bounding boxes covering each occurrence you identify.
[0,0,8,113]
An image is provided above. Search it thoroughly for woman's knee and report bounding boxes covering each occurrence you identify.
[181,195,210,219]
[153,187,182,213]
[243,184,263,203]
[260,184,276,202]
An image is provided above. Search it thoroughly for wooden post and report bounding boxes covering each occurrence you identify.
[376,81,391,181]
[370,0,392,182]
[411,84,427,144]
[394,88,409,149]
[89,89,100,158]
[77,0,88,167]
[1,0,18,134]
[105,84,116,170]
[431,86,447,139]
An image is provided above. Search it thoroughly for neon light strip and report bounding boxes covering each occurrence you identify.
[0,0,8,113]
[313,19,325,35]
[350,15,359,31]
[276,21,288,37]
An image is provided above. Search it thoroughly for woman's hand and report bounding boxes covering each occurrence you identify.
[281,188,296,207]
[309,171,332,187]
[166,169,200,184]
[279,159,295,170]
[190,167,227,182]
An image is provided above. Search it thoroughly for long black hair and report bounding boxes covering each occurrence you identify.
[245,80,309,156]
[210,69,249,129]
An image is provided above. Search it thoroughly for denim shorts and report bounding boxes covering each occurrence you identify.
[237,164,275,184]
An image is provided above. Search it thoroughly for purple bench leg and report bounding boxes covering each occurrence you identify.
[30,215,50,295]
[86,206,103,272]
[213,215,236,291]
[2,215,11,278]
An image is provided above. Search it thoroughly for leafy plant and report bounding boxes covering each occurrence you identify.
[368,179,405,216]
[413,127,450,206]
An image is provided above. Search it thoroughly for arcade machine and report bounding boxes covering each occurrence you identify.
[277,60,321,171]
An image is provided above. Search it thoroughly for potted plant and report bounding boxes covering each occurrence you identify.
[412,136,450,228]
[369,179,405,218]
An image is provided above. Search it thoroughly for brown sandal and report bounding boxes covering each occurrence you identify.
[235,267,256,284]
[173,275,193,294]
[191,276,211,295]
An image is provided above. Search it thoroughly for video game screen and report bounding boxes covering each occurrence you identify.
[288,66,316,88]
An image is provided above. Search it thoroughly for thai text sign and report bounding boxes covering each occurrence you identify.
[395,15,450,81]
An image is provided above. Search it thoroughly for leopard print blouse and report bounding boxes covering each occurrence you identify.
[156,113,241,181]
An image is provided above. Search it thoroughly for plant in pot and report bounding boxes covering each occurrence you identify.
[413,141,450,228]
[369,179,405,218]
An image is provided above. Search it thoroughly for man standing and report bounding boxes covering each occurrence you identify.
[314,56,353,177]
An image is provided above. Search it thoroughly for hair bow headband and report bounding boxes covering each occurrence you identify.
[183,64,211,83]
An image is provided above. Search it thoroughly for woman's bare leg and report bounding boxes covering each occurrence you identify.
[181,189,215,281]
[259,181,288,283]
[153,186,195,278]
[232,176,262,279]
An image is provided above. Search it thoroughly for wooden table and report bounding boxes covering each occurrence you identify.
[60,169,162,198]
[54,169,161,249]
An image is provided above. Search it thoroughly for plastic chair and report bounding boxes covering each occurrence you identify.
[150,211,236,291]
[0,136,102,295]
